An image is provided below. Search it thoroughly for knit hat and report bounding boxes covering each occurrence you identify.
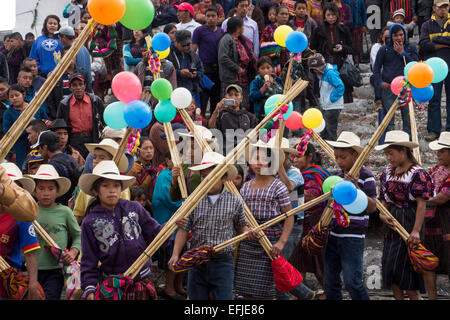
[393,8,406,18]
[307,53,326,73]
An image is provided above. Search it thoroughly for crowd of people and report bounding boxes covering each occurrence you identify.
[0,0,449,301]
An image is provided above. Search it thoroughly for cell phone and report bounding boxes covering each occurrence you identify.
[189,67,197,72]
[223,99,235,106]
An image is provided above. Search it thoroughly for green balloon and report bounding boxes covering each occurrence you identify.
[151,78,173,101]
[322,175,344,194]
[120,0,155,31]
[155,100,177,123]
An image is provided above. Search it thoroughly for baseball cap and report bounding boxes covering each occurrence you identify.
[174,2,195,15]
[434,0,450,6]
[225,84,243,94]
[69,72,85,83]
[175,30,192,46]
[55,26,76,38]
[31,130,60,149]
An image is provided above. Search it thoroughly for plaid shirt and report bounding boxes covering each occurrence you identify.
[183,188,248,255]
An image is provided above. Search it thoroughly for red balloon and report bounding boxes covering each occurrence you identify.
[391,75,406,96]
[286,111,303,130]
[112,71,142,104]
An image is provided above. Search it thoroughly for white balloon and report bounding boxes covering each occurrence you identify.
[171,87,192,109]
[313,119,326,133]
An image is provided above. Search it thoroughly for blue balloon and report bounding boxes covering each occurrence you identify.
[103,101,128,130]
[285,31,308,54]
[404,61,417,79]
[264,94,293,120]
[155,100,177,123]
[151,33,171,52]
[411,85,434,103]
[124,100,152,129]
[343,189,368,214]
[332,180,358,205]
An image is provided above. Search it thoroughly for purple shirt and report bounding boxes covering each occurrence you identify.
[192,25,224,65]
[80,199,168,296]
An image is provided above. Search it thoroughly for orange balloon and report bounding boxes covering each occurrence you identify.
[88,0,126,25]
[407,62,434,88]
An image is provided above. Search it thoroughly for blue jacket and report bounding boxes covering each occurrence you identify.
[152,169,182,225]
[249,73,284,116]
[29,35,63,75]
[342,0,367,30]
[318,64,345,110]
[373,23,418,88]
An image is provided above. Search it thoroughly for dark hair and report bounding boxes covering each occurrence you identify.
[257,56,273,69]
[276,5,289,15]
[304,143,322,165]
[25,32,35,39]
[18,67,33,75]
[234,0,249,7]
[295,0,307,8]
[205,6,220,15]
[234,164,244,177]
[27,119,48,133]
[333,146,358,156]
[84,178,124,217]
[42,15,61,37]
[386,145,418,164]
[131,186,147,201]
[7,84,25,96]
[10,32,23,41]
[0,76,8,85]
[227,16,244,34]
[322,2,340,25]
[3,34,11,41]
[20,57,37,69]
[390,25,405,37]
[163,24,176,35]
[35,179,59,191]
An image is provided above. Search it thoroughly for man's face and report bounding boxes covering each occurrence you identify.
[177,10,190,23]
[206,11,219,27]
[24,61,38,77]
[392,30,405,45]
[55,128,69,149]
[434,4,449,19]
[236,0,249,18]
[225,89,242,109]
[17,72,33,89]
[0,83,9,100]
[175,40,190,53]
[58,35,72,47]
[69,79,86,100]
[26,126,40,145]
[26,35,35,42]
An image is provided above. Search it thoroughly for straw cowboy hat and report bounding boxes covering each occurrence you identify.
[246,139,285,175]
[1,162,36,193]
[189,152,238,181]
[78,160,136,197]
[429,132,450,150]
[325,131,364,154]
[374,130,419,151]
[26,164,71,197]
[85,138,129,173]
[177,125,215,143]
[266,136,298,155]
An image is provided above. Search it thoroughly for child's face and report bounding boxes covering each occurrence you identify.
[393,15,404,24]
[17,72,33,89]
[34,180,58,207]
[9,90,24,107]
[258,62,273,77]
[93,149,113,168]
[94,179,122,210]
[139,140,154,163]
[136,193,147,208]
[334,148,358,172]
[24,60,39,77]
[233,174,243,189]
[224,89,243,109]
[268,9,277,23]
[0,83,9,100]
[295,4,307,19]
[249,149,270,176]
[276,8,290,25]
[384,147,407,167]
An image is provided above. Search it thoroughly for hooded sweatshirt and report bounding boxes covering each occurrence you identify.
[80,199,168,297]
[318,63,345,110]
[373,23,418,88]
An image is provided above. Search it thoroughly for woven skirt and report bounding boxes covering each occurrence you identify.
[234,229,280,299]
[381,205,425,292]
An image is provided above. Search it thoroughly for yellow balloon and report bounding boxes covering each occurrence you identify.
[156,47,170,59]
[302,108,323,129]
[274,25,294,47]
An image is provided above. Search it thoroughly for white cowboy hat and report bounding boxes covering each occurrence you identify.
[1,162,36,193]
[85,139,129,173]
[246,139,285,175]
[189,152,238,181]
[374,130,419,151]
[78,160,136,196]
[429,132,450,151]
[325,131,364,154]
[177,125,215,143]
[266,136,298,155]
[26,164,71,197]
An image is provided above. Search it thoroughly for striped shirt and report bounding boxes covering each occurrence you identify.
[183,188,248,255]
[331,167,377,238]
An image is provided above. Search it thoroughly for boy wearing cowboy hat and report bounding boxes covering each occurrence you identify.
[78,161,167,300]
[26,164,81,300]
[168,151,255,300]
[72,138,131,225]
[0,163,43,300]
[324,131,377,300]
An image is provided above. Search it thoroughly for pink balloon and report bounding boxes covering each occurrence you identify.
[112,71,142,103]
[286,111,303,130]
[390,75,406,96]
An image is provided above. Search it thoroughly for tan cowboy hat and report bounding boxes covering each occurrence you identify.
[102,126,127,140]
[177,125,215,143]
[1,162,36,193]
[374,130,419,151]
[85,139,129,173]
[189,152,238,181]
[429,132,450,150]
[26,164,71,197]
[246,139,285,176]
[326,131,364,154]
[78,160,136,196]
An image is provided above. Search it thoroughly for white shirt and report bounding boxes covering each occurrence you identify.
[176,20,202,37]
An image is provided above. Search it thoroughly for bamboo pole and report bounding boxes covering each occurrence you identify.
[0,19,98,161]
[112,126,132,167]
[32,221,59,248]
[124,80,309,278]
[283,53,294,94]
[408,101,421,165]
[0,255,9,271]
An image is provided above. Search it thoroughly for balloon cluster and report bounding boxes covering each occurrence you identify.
[391,57,448,104]
[322,176,369,214]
